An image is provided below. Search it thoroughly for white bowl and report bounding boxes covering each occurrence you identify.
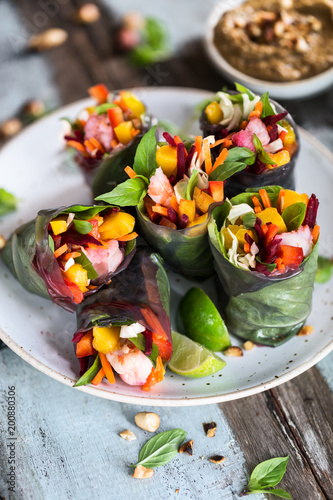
[205,0,333,100]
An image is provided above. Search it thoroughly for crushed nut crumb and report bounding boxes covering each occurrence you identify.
[0,235,6,250]
[119,429,137,441]
[297,325,313,336]
[175,489,179,494]
[203,422,216,437]
[243,341,255,351]
[132,465,154,479]
[135,412,160,432]
[208,455,225,464]
[179,440,193,456]
[224,346,243,357]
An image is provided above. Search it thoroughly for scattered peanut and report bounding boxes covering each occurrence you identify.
[76,4,100,24]
[297,325,314,337]
[21,99,45,118]
[132,465,154,479]
[119,429,137,441]
[203,422,216,438]
[0,118,22,138]
[28,28,68,52]
[179,440,193,456]
[243,341,255,351]
[0,235,6,250]
[175,489,179,494]
[208,455,225,464]
[134,412,160,432]
[224,346,243,357]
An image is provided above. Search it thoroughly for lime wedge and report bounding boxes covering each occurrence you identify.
[168,330,226,378]
[177,287,231,351]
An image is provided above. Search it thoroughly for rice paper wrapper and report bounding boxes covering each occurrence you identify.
[76,246,172,360]
[136,201,224,278]
[208,204,318,346]
[200,96,300,199]
[1,205,136,313]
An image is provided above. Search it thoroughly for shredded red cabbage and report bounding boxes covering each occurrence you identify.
[185,144,196,170]
[167,207,178,225]
[176,142,186,180]
[61,229,103,247]
[269,124,279,142]
[143,329,153,356]
[262,112,288,127]
[179,214,189,229]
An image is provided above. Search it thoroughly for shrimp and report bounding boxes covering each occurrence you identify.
[148,167,174,208]
[84,114,113,151]
[277,225,313,257]
[106,341,153,386]
[84,240,124,277]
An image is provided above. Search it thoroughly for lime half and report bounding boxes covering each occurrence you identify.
[177,287,231,351]
[168,331,226,378]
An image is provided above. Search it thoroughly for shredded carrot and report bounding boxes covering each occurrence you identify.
[194,136,202,156]
[279,130,287,141]
[261,224,268,236]
[84,139,95,153]
[277,189,285,213]
[240,120,248,130]
[244,242,251,253]
[265,224,279,245]
[54,244,68,259]
[89,137,105,153]
[275,257,285,271]
[110,139,118,149]
[209,134,234,149]
[312,225,320,244]
[142,355,165,391]
[63,251,81,261]
[67,141,86,154]
[131,128,140,137]
[248,101,263,119]
[99,353,115,384]
[152,205,169,217]
[251,195,263,210]
[116,232,138,242]
[170,195,179,214]
[124,166,136,178]
[91,367,105,385]
[211,148,229,172]
[203,139,212,175]
[88,285,98,290]
[209,138,224,149]
[254,206,262,214]
[259,189,272,208]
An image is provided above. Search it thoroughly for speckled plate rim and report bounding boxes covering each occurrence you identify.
[0,89,332,406]
[205,0,333,99]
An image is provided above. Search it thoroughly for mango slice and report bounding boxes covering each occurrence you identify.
[63,263,89,292]
[156,145,178,177]
[193,187,215,214]
[205,101,223,124]
[120,91,145,118]
[187,213,208,228]
[282,189,309,211]
[179,199,196,224]
[99,212,135,240]
[92,326,120,354]
[50,216,67,235]
[281,120,296,146]
[114,121,134,144]
[257,207,287,233]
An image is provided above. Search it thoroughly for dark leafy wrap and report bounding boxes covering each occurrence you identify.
[208,203,318,346]
[1,205,136,313]
[136,200,223,278]
[200,93,299,199]
[75,246,172,360]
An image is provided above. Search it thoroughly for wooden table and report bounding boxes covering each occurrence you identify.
[0,1,332,499]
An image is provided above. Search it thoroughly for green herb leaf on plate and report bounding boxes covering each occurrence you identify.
[72,219,93,235]
[133,429,187,468]
[282,203,306,232]
[185,170,199,200]
[246,489,291,498]
[74,355,101,387]
[96,177,147,206]
[133,125,158,179]
[0,188,17,217]
[75,252,99,280]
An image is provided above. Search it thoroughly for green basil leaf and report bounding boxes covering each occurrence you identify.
[74,355,101,387]
[260,92,275,118]
[129,333,159,367]
[185,170,199,200]
[258,150,277,165]
[227,94,244,104]
[0,188,17,216]
[61,205,107,220]
[256,255,277,273]
[246,186,282,194]
[252,133,262,153]
[315,256,333,283]
[133,125,158,179]
[243,212,257,229]
[249,456,289,488]
[246,489,291,498]
[95,177,147,206]
[95,103,117,115]
[133,429,187,468]
[75,252,99,280]
[282,202,306,232]
[48,235,55,252]
[234,83,256,100]
[209,161,247,182]
[72,219,93,235]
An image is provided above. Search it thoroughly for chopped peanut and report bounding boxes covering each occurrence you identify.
[297,325,314,336]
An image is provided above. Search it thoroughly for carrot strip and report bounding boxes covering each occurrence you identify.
[131,128,140,137]
[67,141,86,154]
[124,166,136,179]
[240,120,248,130]
[54,243,68,259]
[91,367,105,386]
[312,225,320,244]
[99,353,115,384]
[142,355,165,391]
[259,189,272,208]
[244,242,251,253]
[194,136,202,156]
[110,139,118,149]
[89,137,105,153]
[248,101,263,119]
[261,224,268,236]
[152,205,169,217]
[277,189,285,213]
[170,195,179,214]
[274,257,285,271]
[116,232,138,242]
[203,139,212,175]
[84,140,95,153]
[211,148,229,172]
[265,224,279,246]
[251,195,263,210]
[279,130,287,141]
[141,308,167,340]
[254,206,262,214]
[63,251,81,261]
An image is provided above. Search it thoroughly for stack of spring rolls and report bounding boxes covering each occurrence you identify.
[1,83,320,391]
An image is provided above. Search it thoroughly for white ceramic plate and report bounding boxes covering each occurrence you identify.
[205,0,333,100]
[0,87,332,407]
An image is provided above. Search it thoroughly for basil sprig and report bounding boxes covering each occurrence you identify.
[252,134,276,166]
[260,92,276,119]
[133,125,158,179]
[75,252,98,280]
[72,219,93,235]
[243,456,291,498]
[74,355,101,387]
[96,177,147,206]
[185,170,199,200]
[282,202,306,232]
[234,83,256,100]
[133,429,187,468]
[209,147,256,182]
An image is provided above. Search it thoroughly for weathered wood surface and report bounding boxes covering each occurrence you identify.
[0,1,332,499]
